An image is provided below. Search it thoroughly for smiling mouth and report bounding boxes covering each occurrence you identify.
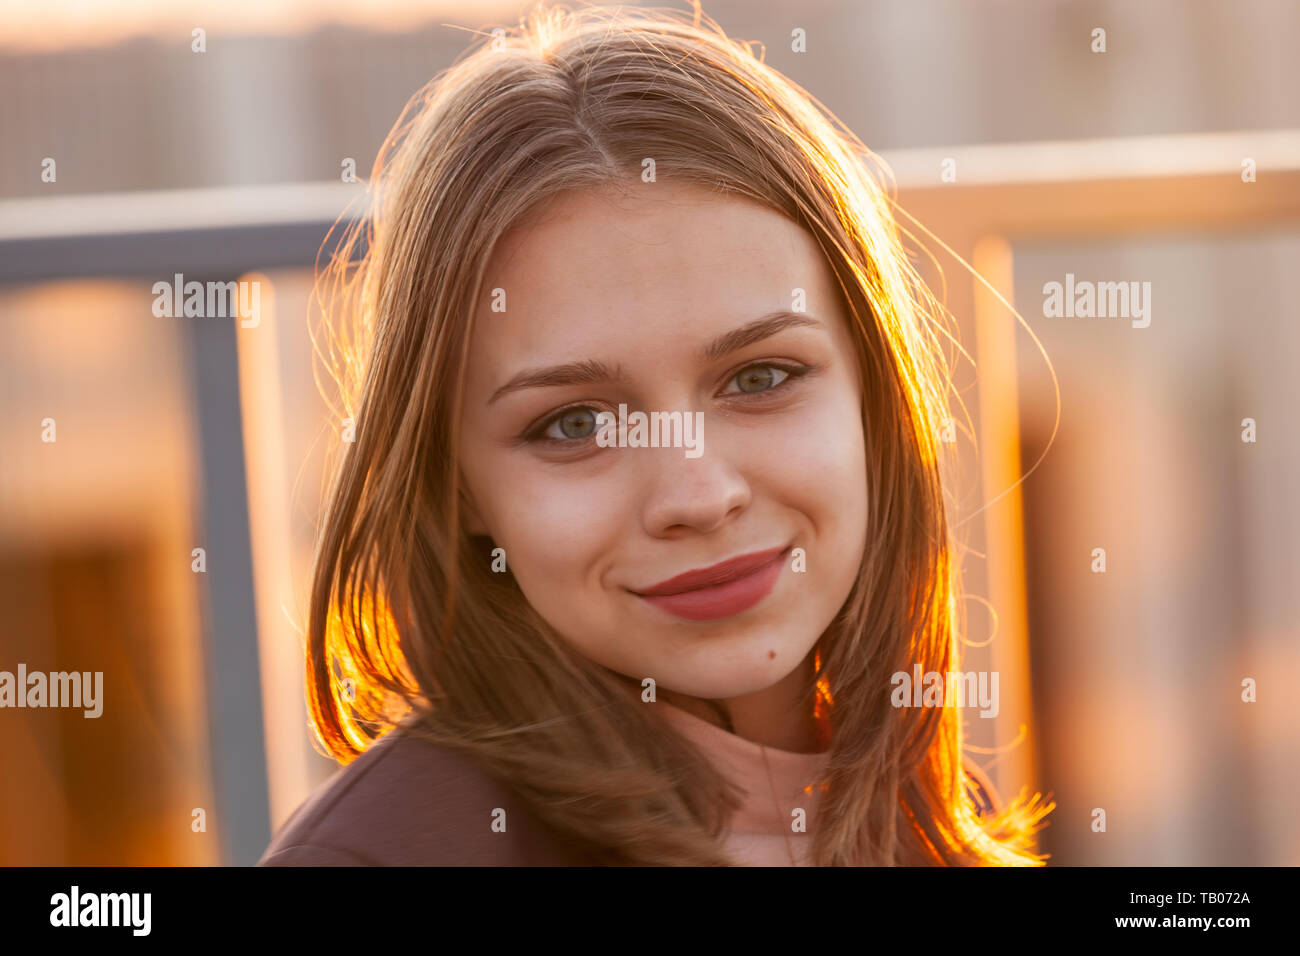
[631,545,789,622]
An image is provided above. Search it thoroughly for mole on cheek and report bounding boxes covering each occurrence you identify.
[768,650,776,659]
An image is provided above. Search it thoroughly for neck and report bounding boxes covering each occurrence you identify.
[658,649,824,754]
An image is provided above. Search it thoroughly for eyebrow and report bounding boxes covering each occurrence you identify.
[701,311,821,362]
[487,311,822,405]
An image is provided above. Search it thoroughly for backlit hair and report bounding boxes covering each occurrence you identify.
[306,1,1054,865]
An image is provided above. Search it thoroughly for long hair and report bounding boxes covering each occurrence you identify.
[305,1,1054,865]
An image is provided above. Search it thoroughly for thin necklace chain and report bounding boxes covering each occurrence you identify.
[758,743,799,867]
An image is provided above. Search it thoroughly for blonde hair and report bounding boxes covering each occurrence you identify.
[306,1,1054,865]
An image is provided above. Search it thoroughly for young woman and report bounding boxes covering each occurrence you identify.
[260,3,1053,867]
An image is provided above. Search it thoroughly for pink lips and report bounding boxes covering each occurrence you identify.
[632,546,788,621]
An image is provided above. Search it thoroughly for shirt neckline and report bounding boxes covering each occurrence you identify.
[650,697,832,836]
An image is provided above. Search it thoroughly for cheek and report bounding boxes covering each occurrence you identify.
[762,385,868,609]
[488,467,625,596]
[489,472,635,663]
[750,382,867,520]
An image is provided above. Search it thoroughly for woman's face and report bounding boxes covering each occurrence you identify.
[457,182,868,701]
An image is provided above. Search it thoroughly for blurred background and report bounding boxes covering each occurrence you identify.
[1,0,1296,866]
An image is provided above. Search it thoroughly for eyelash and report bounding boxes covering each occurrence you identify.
[521,361,815,446]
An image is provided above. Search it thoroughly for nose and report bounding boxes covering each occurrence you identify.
[639,444,751,538]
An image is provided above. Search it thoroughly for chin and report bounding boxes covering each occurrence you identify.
[658,673,778,701]
[663,643,818,699]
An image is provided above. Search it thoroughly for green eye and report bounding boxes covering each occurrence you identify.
[729,364,790,393]
[547,407,599,440]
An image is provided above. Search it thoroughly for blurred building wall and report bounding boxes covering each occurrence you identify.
[1013,231,1300,864]
[1,0,1298,200]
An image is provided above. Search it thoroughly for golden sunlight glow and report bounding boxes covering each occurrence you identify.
[0,0,522,53]
[321,575,416,758]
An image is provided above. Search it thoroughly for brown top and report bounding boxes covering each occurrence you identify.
[258,718,593,866]
[259,714,1001,866]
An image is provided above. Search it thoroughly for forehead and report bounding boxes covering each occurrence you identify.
[471,183,838,375]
